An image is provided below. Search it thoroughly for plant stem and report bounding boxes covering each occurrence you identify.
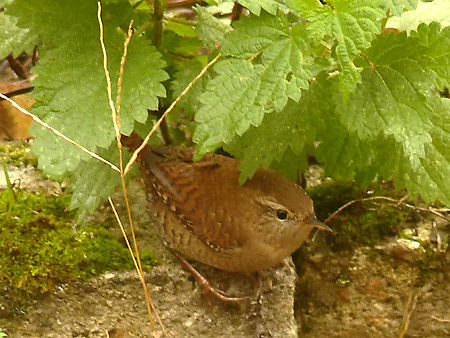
[153,0,164,48]
[2,161,15,223]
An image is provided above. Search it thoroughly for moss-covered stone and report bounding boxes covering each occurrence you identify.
[307,180,365,222]
[0,140,37,168]
[0,188,157,312]
[307,180,413,250]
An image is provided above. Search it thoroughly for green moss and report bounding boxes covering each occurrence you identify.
[0,140,37,167]
[331,204,407,250]
[307,180,365,222]
[307,180,412,250]
[0,188,157,311]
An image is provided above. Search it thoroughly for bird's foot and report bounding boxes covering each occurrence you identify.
[171,249,246,303]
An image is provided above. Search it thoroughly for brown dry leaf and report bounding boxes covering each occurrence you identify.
[0,94,35,139]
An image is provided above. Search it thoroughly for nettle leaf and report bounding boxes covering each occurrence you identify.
[225,99,317,184]
[7,0,168,179]
[315,73,450,205]
[165,21,197,38]
[196,5,232,48]
[170,59,211,118]
[311,73,387,184]
[417,98,450,204]
[194,12,312,157]
[238,0,290,15]
[338,23,450,167]
[0,5,36,58]
[193,59,263,157]
[384,0,418,16]
[307,0,385,92]
[288,0,322,17]
[386,0,450,33]
[379,23,450,91]
[70,145,132,223]
[225,70,333,183]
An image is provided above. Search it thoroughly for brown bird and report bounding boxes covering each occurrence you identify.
[122,133,330,300]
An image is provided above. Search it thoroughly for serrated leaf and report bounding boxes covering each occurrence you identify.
[165,21,197,38]
[0,7,36,58]
[224,99,316,184]
[193,59,263,157]
[194,12,312,157]
[311,73,391,184]
[386,0,450,33]
[384,0,418,16]
[338,23,450,163]
[7,0,168,179]
[307,0,385,92]
[315,64,450,206]
[320,97,450,206]
[196,5,232,48]
[69,145,125,222]
[170,60,211,117]
[339,68,433,163]
[238,0,289,15]
[269,147,308,182]
[288,0,322,17]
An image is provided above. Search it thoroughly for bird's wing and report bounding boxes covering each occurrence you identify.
[140,148,250,252]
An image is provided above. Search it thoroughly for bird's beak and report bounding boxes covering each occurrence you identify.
[307,216,332,232]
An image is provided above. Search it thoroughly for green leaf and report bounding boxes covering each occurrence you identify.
[383,0,418,16]
[194,12,312,157]
[386,0,450,33]
[319,97,450,206]
[269,147,308,182]
[170,59,211,118]
[417,97,450,204]
[69,145,130,223]
[7,0,168,179]
[288,0,322,17]
[193,59,262,157]
[338,23,450,163]
[0,4,36,58]
[314,67,450,206]
[165,21,197,38]
[196,5,232,48]
[307,0,385,92]
[313,74,398,184]
[238,0,290,15]
[225,99,316,184]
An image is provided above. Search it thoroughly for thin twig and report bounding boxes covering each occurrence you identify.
[97,3,159,333]
[324,195,450,225]
[124,52,222,175]
[113,19,141,273]
[0,92,120,173]
[108,198,141,277]
[397,194,409,205]
[108,198,166,335]
[398,289,420,338]
[98,2,119,140]
[114,20,146,279]
[398,284,431,338]
[115,20,134,140]
[6,53,27,79]
[431,315,450,323]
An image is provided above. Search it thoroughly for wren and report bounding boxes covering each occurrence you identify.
[122,134,330,275]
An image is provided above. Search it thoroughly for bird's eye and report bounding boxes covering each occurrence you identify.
[276,209,288,220]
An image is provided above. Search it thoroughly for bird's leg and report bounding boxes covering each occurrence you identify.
[169,249,246,303]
